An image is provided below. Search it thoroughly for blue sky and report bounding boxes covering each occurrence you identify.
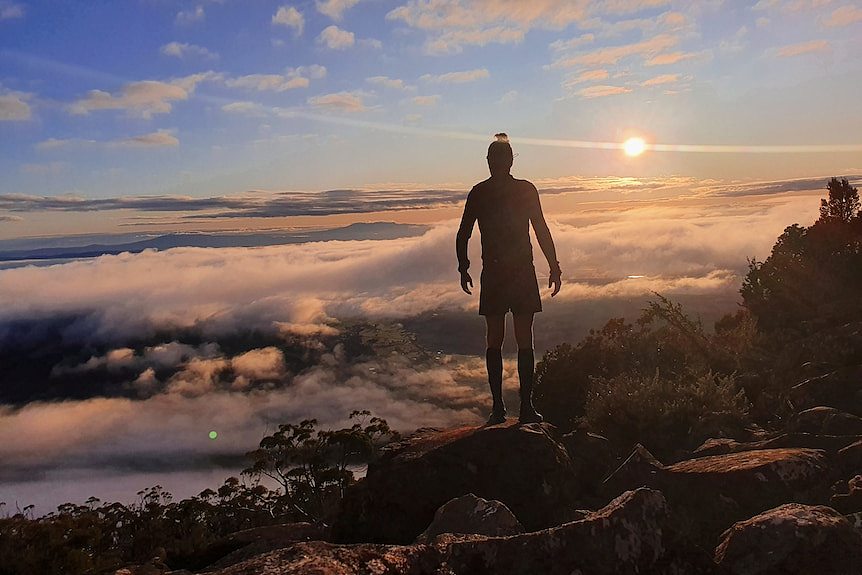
[1,0,861,236]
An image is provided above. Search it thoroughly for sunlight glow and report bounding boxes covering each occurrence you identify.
[623,137,646,157]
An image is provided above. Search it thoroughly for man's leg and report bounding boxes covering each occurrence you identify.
[513,313,543,423]
[485,314,506,424]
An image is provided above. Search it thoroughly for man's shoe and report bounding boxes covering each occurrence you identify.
[518,404,543,424]
[487,407,507,425]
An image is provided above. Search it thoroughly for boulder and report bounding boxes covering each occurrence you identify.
[416,494,524,543]
[560,429,614,491]
[201,523,328,571]
[206,488,714,575]
[332,422,579,543]
[829,475,862,514]
[792,406,862,435]
[715,503,862,575]
[600,444,664,497]
[691,433,862,459]
[660,448,831,546]
[836,438,862,475]
[692,438,745,457]
[790,365,862,416]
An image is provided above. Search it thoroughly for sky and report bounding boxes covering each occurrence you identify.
[1,0,861,238]
[1,0,862,513]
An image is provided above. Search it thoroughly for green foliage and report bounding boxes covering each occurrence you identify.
[534,294,747,432]
[819,177,860,223]
[583,370,750,459]
[242,410,397,523]
[742,180,862,333]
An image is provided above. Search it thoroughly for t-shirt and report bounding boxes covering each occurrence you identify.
[457,175,550,272]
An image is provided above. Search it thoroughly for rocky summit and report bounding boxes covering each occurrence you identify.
[118,419,862,575]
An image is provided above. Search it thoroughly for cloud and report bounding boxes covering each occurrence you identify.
[273,5,304,35]
[562,69,609,87]
[420,68,490,84]
[823,5,862,26]
[642,73,678,86]
[160,42,218,60]
[411,95,440,106]
[0,1,23,20]
[307,91,368,113]
[576,84,632,98]
[775,39,831,57]
[176,5,205,25]
[226,65,325,92]
[644,50,702,66]
[221,101,267,116]
[366,76,411,90]
[68,72,221,118]
[36,130,179,150]
[316,0,361,21]
[20,162,68,175]
[317,25,355,49]
[0,214,23,222]
[0,88,32,121]
[424,26,525,54]
[551,34,679,68]
[549,33,595,52]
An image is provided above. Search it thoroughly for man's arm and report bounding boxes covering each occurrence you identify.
[456,190,476,294]
[529,184,562,296]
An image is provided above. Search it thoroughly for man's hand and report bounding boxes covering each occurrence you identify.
[549,269,562,297]
[460,271,473,294]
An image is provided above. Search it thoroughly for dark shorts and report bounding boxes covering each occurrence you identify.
[479,262,542,316]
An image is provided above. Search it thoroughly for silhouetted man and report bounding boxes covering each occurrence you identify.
[456,133,562,425]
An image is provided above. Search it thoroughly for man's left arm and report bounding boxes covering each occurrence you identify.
[529,185,562,296]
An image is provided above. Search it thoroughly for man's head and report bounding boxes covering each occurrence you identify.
[487,132,513,176]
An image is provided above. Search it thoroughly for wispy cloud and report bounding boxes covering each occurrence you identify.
[316,0,361,21]
[411,95,440,106]
[366,76,412,90]
[160,42,218,60]
[0,1,24,20]
[420,68,490,84]
[775,39,831,57]
[307,91,368,113]
[577,85,632,99]
[822,5,862,27]
[67,72,221,118]
[36,130,179,150]
[0,88,32,121]
[551,34,679,68]
[176,5,205,25]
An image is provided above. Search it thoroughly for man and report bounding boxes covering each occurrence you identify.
[456,133,562,425]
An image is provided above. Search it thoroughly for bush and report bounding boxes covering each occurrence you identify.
[584,370,750,460]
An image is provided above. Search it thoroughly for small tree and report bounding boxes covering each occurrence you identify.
[819,177,860,223]
[242,411,396,522]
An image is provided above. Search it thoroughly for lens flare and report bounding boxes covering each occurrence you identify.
[623,137,646,157]
[209,431,218,440]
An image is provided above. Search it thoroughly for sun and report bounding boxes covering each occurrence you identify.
[623,137,646,157]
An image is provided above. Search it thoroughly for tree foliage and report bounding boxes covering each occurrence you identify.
[819,177,860,223]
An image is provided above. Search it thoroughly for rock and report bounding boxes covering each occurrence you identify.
[415,494,524,543]
[600,443,665,497]
[206,488,714,575]
[660,448,832,546]
[790,365,862,416]
[201,523,328,571]
[792,406,862,435]
[692,438,745,457]
[715,503,862,574]
[560,429,614,491]
[837,439,862,475]
[830,475,862,514]
[332,422,578,543]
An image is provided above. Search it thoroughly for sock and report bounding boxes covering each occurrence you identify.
[486,348,504,411]
[517,348,535,406]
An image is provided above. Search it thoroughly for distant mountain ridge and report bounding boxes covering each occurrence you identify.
[0,222,428,262]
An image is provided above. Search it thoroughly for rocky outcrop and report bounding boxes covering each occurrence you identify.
[830,474,862,514]
[415,494,523,543]
[560,429,614,492]
[715,503,862,574]
[692,433,862,458]
[206,488,713,575]
[332,422,579,543]
[836,438,862,475]
[792,406,862,435]
[201,523,328,571]
[790,365,862,416]
[600,443,664,497]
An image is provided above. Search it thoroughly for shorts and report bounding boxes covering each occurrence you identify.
[479,261,542,316]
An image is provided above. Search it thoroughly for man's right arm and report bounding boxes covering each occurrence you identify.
[456,190,476,294]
